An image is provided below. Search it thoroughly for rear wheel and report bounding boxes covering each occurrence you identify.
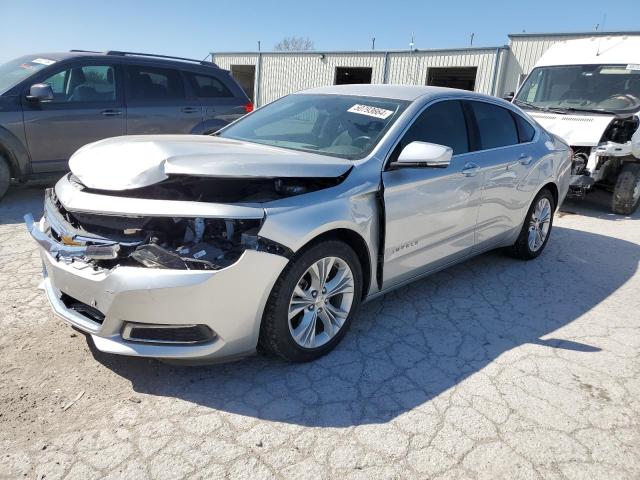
[259,240,362,362]
[611,163,640,215]
[507,188,555,260]
[0,155,10,200]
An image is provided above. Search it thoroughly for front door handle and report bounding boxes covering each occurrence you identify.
[519,153,533,165]
[182,107,200,114]
[101,109,122,116]
[461,162,480,177]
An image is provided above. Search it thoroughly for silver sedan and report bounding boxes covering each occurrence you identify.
[26,85,571,363]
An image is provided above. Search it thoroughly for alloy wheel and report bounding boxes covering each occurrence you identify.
[288,256,355,349]
[528,197,552,252]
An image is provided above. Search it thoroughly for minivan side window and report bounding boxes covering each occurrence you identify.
[41,65,116,103]
[125,65,185,101]
[186,73,233,98]
[469,101,518,149]
[398,100,469,155]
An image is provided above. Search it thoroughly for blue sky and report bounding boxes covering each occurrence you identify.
[1,0,639,63]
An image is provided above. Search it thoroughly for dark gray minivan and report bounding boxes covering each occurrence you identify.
[0,50,253,198]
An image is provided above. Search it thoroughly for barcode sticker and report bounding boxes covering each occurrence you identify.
[347,104,394,119]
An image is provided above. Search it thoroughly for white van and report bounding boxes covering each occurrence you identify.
[513,36,640,214]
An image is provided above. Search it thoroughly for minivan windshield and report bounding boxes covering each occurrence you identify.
[515,64,640,114]
[218,94,409,159]
[0,56,57,95]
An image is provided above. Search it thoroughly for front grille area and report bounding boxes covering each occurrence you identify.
[59,293,105,324]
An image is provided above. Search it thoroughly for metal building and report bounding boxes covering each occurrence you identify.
[212,31,640,107]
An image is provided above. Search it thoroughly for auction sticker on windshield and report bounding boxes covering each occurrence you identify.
[348,104,394,119]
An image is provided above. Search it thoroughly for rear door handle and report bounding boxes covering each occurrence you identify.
[101,109,122,116]
[519,153,533,165]
[461,162,480,177]
[182,107,200,114]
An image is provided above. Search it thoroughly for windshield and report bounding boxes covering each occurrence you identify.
[218,94,409,159]
[515,64,640,113]
[0,55,57,95]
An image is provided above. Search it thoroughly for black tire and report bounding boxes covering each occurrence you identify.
[507,188,555,260]
[0,155,10,201]
[259,240,363,362]
[611,163,640,215]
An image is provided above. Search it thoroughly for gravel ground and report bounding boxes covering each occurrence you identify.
[1,184,639,480]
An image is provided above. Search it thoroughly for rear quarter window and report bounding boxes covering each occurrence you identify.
[512,112,536,143]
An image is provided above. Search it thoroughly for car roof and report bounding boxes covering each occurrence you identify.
[298,84,502,103]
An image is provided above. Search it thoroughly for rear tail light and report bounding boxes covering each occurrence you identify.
[244,102,254,113]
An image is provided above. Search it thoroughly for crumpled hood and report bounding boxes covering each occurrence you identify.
[527,112,615,146]
[69,135,353,190]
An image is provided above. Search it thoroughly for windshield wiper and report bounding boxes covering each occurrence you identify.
[513,99,566,114]
[561,107,620,116]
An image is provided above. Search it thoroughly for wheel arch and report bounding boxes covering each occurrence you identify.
[294,228,372,300]
[540,181,559,209]
[0,126,31,179]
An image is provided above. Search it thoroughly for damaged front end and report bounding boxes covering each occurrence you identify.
[568,115,640,197]
[27,184,292,272]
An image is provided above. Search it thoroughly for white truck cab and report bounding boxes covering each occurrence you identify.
[513,36,640,214]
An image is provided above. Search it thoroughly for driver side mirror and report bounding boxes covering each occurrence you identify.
[391,141,452,169]
[26,83,54,102]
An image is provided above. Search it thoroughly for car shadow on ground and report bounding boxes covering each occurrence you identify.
[0,184,48,225]
[86,223,639,428]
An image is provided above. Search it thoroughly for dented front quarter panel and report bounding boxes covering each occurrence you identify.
[260,158,382,296]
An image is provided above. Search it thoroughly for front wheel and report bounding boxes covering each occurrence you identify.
[611,163,640,215]
[259,240,362,362]
[507,188,555,260]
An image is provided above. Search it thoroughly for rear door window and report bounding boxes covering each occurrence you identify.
[468,101,518,149]
[125,65,185,101]
[186,73,233,98]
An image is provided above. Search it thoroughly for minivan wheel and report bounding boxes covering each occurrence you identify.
[611,163,640,215]
[507,188,555,260]
[0,156,10,200]
[259,240,362,362]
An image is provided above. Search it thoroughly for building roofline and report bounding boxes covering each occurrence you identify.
[211,45,509,56]
[508,30,640,38]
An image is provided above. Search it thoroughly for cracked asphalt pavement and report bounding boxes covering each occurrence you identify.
[1,184,639,480]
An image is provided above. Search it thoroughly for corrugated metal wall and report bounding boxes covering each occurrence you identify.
[214,33,640,105]
[385,49,499,94]
[214,48,500,106]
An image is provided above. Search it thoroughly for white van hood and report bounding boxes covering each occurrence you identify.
[527,112,614,146]
[69,135,353,191]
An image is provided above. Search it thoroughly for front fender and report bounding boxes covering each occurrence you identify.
[0,124,31,178]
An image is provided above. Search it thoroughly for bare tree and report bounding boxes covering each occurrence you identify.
[274,37,315,51]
